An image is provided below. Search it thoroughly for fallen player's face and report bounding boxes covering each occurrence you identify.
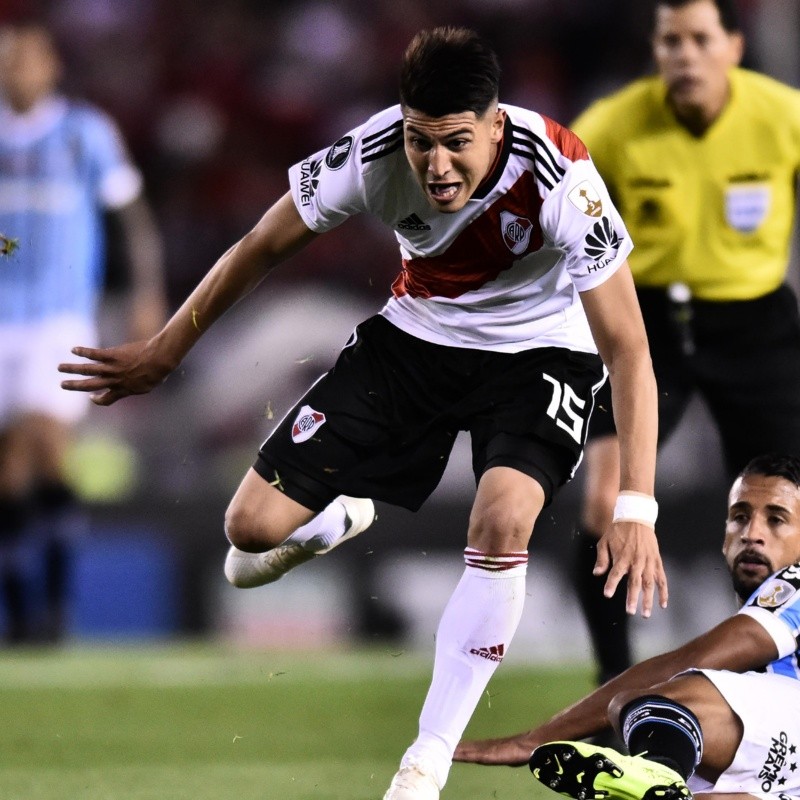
[652,0,743,123]
[723,473,800,602]
[402,106,505,213]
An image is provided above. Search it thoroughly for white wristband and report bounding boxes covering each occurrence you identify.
[612,492,658,528]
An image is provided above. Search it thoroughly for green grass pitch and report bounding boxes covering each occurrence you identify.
[0,644,594,799]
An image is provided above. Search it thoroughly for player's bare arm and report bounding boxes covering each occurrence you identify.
[454,613,777,767]
[579,263,664,616]
[59,192,315,406]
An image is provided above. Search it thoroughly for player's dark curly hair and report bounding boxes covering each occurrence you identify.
[655,0,741,33]
[399,27,501,118]
[738,454,800,487]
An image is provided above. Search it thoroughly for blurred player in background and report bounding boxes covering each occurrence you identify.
[0,23,166,642]
[60,27,664,800]
[456,453,800,800]
[569,0,800,688]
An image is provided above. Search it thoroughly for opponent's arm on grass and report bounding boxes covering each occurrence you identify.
[453,613,777,767]
[59,192,315,406]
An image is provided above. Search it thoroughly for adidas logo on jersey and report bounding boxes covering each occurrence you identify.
[469,643,505,662]
[397,213,431,231]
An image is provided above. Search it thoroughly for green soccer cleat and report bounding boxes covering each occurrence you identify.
[529,741,692,800]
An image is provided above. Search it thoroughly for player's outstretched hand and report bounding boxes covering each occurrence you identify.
[59,340,174,406]
[453,733,535,767]
[593,521,668,617]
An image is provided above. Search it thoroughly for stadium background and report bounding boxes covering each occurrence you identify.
[3,0,799,659]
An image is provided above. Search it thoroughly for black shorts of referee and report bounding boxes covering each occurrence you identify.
[588,283,800,478]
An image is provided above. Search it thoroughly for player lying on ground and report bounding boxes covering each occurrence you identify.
[455,452,800,800]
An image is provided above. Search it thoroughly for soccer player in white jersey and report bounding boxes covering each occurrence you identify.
[60,27,664,799]
[0,23,166,642]
[457,452,800,800]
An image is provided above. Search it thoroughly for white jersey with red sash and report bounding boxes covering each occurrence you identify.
[288,103,632,354]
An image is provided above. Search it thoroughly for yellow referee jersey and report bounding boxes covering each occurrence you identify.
[571,68,800,301]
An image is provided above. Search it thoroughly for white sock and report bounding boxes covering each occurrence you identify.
[401,548,528,788]
[283,499,347,551]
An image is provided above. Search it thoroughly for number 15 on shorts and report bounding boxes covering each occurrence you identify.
[542,372,586,444]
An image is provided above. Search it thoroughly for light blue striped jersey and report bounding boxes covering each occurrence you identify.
[0,95,142,323]
[739,562,800,679]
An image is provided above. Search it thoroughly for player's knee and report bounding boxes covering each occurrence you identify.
[468,501,533,551]
[608,687,641,725]
[224,501,277,552]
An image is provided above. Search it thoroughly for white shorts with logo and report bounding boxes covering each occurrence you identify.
[687,669,800,800]
[0,314,97,425]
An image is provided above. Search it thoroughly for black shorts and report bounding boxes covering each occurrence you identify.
[588,284,800,477]
[255,315,606,512]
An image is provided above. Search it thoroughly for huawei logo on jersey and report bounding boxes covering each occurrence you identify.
[291,404,327,443]
[500,210,534,255]
[584,217,623,273]
[299,159,322,206]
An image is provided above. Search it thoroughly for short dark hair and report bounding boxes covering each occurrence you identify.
[655,0,741,33]
[399,27,501,118]
[738,454,800,487]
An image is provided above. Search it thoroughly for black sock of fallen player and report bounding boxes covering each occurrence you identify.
[620,694,703,780]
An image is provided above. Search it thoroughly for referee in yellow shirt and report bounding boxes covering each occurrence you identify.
[571,0,800,686]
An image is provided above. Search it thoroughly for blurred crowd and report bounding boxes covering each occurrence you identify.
[7,0,779,306]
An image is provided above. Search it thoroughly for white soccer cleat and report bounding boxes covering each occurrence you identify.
[224,542,315,588]
[223,496,375,588]
[383,764,440,800]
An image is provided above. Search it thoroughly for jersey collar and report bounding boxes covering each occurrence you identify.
[0,94,68,146]
[470,113,513,201]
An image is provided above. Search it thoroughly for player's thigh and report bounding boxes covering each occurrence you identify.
[693,794,758,800]
[225,467,319,551]
[19,412,73,479]
[0,417,37,493]
[19,315,97,425]
[667,668,800,792]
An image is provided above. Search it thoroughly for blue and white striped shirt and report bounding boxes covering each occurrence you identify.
[740,562,800,679]
[0,95,142,323]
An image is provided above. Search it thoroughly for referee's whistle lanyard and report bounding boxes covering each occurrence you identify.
[666,282,695,357]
